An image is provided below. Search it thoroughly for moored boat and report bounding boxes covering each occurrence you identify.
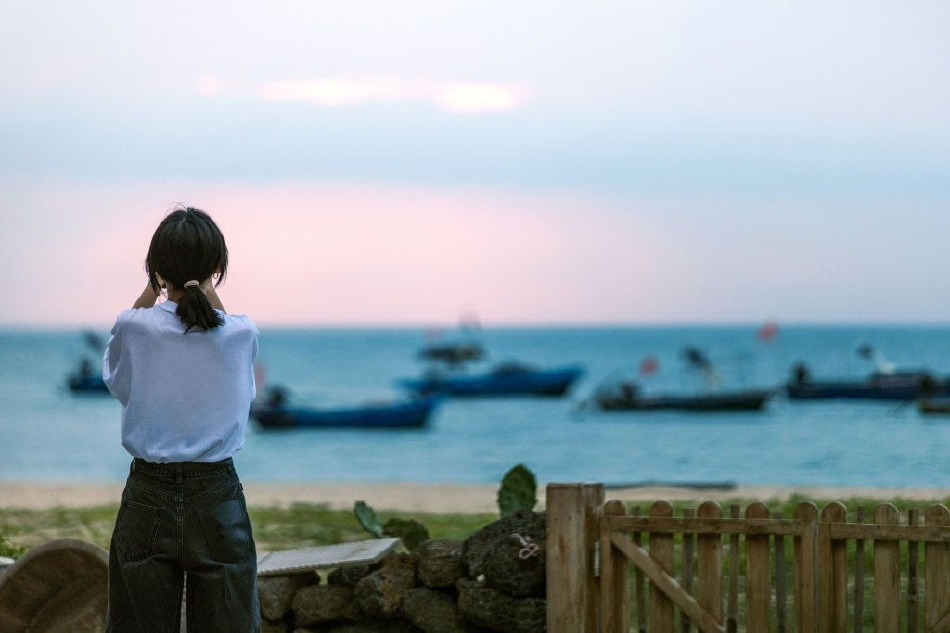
[593,382,773,412]
[251,387,439,429]
[417,341,484,365]
[67,358,109,394]
[586,347,771,412]
[66,330,110,394]
[416,318,484,365]
[786,364,946,401]
[397,362,584,398]
[68,372,110,394]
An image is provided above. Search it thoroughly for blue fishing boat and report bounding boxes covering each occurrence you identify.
[68,371,109,394]
[251,387,439,429]
[397,362,584,398]
[66,331,110,394]
[67,357,109,394]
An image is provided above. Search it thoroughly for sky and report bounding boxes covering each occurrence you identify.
[1,1,949,326]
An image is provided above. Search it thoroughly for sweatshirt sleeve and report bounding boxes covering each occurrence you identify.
[102,312,131,405]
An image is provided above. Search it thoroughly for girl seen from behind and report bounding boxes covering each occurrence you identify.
[103,207,261,632]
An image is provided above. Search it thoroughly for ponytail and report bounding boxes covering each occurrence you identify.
[177,284,224,333]
[145,206,229,334]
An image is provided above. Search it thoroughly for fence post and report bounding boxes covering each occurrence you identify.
[546,483,605,633]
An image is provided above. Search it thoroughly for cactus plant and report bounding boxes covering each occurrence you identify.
[353,502,430,551]
[353,463,538,551]
[353,500,385,538]
[497,463,537,517]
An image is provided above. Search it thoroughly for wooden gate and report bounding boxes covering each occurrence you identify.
[546,484,950,632]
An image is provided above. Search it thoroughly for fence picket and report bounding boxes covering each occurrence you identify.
[633,505,646,633]
[874,503,901,633]
[794,502,818,633]
[924,504,950,630]
[853,506,866,633]
[650,501,676,633]
[907,508,919,633]
[727,504,740,633]
[773,511,787,633]
[819,502,848,633]
[697,501,723,626]
[745,502,771,631]
[682,508,696,633]
[600,499,628,633]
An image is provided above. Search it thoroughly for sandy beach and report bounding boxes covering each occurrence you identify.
[2,481,948,513]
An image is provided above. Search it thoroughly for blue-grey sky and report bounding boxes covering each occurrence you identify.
[1,1,949,325]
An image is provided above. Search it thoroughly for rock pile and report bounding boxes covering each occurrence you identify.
[259,509,546,633]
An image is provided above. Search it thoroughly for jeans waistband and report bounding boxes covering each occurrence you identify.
[130,457,235,478]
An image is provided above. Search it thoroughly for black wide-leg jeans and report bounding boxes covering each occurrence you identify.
[107,457,260,632]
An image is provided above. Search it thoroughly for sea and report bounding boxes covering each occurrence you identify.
[3,325,950,489]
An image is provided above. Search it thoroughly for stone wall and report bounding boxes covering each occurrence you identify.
[259,509,546,633]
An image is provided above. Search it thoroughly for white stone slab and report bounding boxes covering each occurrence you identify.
[256,538,401,576]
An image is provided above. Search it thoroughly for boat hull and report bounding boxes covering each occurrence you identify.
[251,397,439,429]
[68,375,109,394]
[596,389,773,412]
[786,373,946,401]
[398,365,584,398]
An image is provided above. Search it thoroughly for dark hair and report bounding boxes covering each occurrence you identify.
[146,207,228,333]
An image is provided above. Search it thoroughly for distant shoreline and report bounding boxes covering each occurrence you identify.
[5,321,950,331]
[2,481,947,513]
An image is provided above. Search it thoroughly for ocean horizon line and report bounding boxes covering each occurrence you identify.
[3,319,950,332]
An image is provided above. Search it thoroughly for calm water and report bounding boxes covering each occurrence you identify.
[3,325,950,488]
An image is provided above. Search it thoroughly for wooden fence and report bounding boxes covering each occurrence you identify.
[546,483,950,632]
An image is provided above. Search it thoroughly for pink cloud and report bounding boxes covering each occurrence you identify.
[199,75,527,114]
[258,78,419,107]
[436,82,525,114]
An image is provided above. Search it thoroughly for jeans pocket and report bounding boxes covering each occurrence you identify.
[198,497,252,564]
[113,500,163,562]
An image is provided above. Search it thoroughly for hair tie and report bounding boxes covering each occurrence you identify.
[184,280,200,288]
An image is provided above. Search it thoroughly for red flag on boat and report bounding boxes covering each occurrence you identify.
[638,355,660,375]
[757,321,778,341]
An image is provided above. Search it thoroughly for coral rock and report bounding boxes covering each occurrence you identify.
[292,585,359,627]
[259,573,319,621]
[456,577,545,633]
[353,552,416,619]
[413,540,464,589]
